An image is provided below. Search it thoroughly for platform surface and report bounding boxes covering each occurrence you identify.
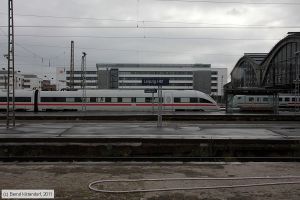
[0,122,299,140]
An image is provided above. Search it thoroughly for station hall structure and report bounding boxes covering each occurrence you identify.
[225,32,300,112]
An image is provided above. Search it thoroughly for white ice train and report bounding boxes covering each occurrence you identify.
[0,89,219,112]
[233,94,300,111]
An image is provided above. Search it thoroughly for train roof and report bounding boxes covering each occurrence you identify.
[40,89,207,97]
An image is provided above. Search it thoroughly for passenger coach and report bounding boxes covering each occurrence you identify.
[0,89,219,112]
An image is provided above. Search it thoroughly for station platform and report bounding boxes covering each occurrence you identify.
[1,111,300,121]
[0,122,299,162]
[0,122,299,140]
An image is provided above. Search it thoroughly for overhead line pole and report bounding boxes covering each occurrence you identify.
[81,52,87,111]
[70,41,74,90]
[6,0,15,128]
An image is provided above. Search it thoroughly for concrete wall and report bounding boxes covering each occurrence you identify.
[97,70,110,89]
[193,71,211,94]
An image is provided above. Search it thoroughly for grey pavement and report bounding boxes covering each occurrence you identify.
[0,122,299,140]
[1,110,300,116]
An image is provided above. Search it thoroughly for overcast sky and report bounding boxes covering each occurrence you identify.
[0,0,299,81]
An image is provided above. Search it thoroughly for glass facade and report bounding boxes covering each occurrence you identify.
[264,42,298,88]
[231,60,258,88]
[230,33,300,92]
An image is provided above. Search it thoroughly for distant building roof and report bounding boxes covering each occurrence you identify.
[96,63,211,68]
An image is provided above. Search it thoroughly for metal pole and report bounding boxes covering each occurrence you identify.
[295,51,300,112]
[7,0,15,128]
[70,41,74,90]
[81,52,87,111]
[157,85,162,127]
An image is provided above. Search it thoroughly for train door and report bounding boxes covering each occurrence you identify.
[163,92,173,111]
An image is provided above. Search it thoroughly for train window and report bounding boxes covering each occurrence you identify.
[199,98,211,103]
[136,98,144,103]
[15,97,31,102]
[131,98,136,103]
[105,97,111,102]
[56,97,66,102]
[90,97,97,102]
[292,98,295,102]
[111,98,118,103]
[145,97,152,103]
[263,98,269,102]
[98,97,104,102]
[279,98,282,102]
[74,98,82,102]
[0,97,6,102]
[256,98,260,102]
[248,97,254,102]
[41,97,50,102]
[117,98,122,103]
[237,97,242,100]
[41,97,66,102]
[174,98,180,103]
[284,97,290,102]
[190,98,198,103]
[66,98,75,102]
[181,98,189,103]
[123,98,131,103]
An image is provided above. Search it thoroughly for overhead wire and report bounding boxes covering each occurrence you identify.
[0,34,282,41]
[156,0,300,5]
[0,25,300,29]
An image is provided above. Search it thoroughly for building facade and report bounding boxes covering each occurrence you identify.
[0,71,24,89]
[62,64,228,98]
[22,74,42,90]
[96,64,227,96]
